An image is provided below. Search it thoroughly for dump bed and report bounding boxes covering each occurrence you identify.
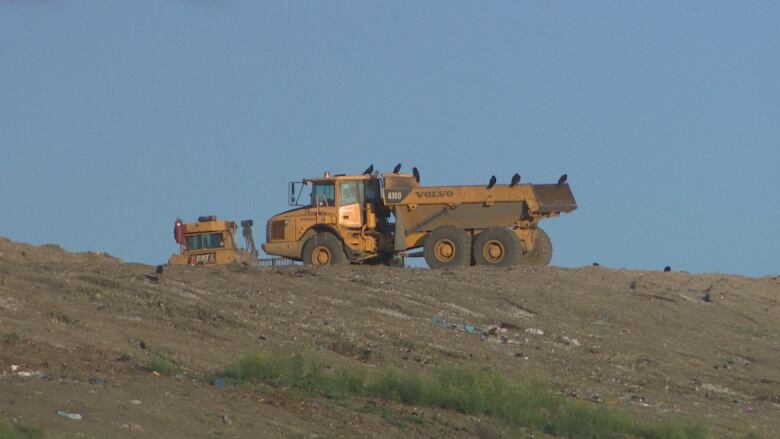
[381,179,577,233]
[382,182,576,214]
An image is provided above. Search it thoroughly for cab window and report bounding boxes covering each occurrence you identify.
[340,181,360,205]
[186,235,203,250]
[312,183,335,206]
[364,180,380,203]
[205,233,224,249]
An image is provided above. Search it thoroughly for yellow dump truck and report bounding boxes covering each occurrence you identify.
[169,216,258,266]
[262,167,576,268]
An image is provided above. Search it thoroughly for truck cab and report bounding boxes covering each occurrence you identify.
[262,172,399,265]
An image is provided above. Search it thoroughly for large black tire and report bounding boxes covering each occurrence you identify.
[423,226,471,269]
[302,232,348,266]
[520,228,553,266]
[472,228,522,267]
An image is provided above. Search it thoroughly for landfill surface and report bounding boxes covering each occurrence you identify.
[1,237,778,438]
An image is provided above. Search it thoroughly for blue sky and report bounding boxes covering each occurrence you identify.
[1,1,778,276]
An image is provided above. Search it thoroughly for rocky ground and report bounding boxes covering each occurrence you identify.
[1,237,778,438]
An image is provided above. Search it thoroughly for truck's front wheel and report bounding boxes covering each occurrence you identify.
[302,233,348,266]
[424,226,471,269]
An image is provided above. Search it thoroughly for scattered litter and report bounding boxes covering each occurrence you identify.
[10,365,19,372]
[17,371,40,378]
[213,377,226,389]
[222,414,233,425]
[129,399,142,405]
[525,328,544,336]
[89,377,104,385]
[744,405,754,413]
[464,324,475,333]
[56,410,82,421]
[152,371,161,377]
[431,316,448,327]
[122,423,144,432]
[561,336,580,347]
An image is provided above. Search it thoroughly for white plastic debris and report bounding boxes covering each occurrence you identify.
[524,328,544,336]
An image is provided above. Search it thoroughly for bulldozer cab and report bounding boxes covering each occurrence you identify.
[169,216,255,266]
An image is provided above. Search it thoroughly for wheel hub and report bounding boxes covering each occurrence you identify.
[434,239,455,262]
[483,239,504,263]
[313,246,332,265]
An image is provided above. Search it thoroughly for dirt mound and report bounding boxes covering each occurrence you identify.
[1,237,778,438]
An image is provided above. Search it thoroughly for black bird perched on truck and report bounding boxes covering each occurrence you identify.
[393,163,402,174]
[510,173,521,187]
[363,164,374,175]
[487,175,497,189]
[558,174,568,185]
[412,166,420,183]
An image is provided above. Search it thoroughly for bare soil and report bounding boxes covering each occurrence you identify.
[1,237,778,438]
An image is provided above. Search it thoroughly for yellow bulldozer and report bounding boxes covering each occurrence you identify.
[169,216,259,266]
[261,165,577,268]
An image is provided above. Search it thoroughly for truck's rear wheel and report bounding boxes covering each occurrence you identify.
[424,226,471,269]
[302,233,348,266]
[520,227,553,266]
[472,228,522,267]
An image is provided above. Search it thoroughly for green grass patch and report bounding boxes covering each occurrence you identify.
[210,351,709,439]
[145,353,180,376]
[0,417,44,439]
[1,332,20,343]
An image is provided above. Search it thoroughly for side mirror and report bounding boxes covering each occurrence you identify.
[288,180,307,206]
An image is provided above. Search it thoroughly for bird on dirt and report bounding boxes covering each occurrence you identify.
[412,167,420,183]
[510,173,521,187]
[156,265,163,276]
[487,175,497,189]
[558,174,568,185]
[393,163,402,174]
[363,164,374,175]
[139,340,147,350]
[663,266,671,272]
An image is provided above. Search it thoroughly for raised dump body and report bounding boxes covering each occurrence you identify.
[262,167,577,269]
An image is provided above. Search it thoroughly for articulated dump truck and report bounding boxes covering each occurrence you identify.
[262,167,576,269]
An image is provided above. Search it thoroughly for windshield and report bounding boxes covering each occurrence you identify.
[312,183,335,206]
[186,233,225,250]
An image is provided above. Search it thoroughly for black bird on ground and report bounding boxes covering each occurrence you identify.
[412,167,420,183]
[510,173,521,187]
[363,164,374,175]
[139,340,147,350]
[663,266,672,272]
[487,175,497,189]
[557,173,568,185]
[393,163,402,174]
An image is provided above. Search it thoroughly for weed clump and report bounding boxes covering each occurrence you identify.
[0,417,44,439]
[211,351,710,439]
[1,332,20,343]
[145,353,180,376]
